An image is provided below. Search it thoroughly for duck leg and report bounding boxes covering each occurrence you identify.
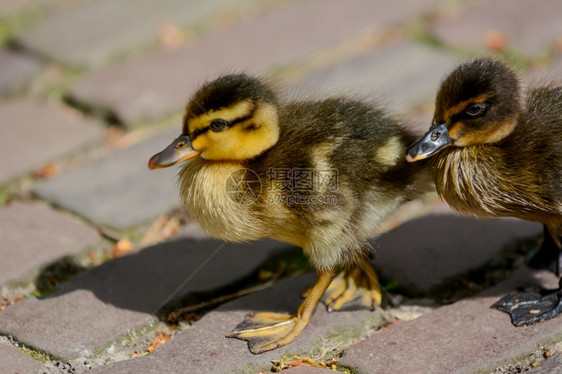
[322,258,382,312]
[493,227,562,325]
[528,224,561,275]
[228,269,334,354]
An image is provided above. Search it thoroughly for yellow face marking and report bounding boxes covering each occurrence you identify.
[444,94,488,120]
[188,100,254,134]
[447,122,463,140]
[453,118,517,146]
[191,103,279,160]
[375,136,404,166]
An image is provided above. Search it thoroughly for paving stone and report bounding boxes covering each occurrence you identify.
[0,238,293,360]
[69,0,439,125]
[0,289,151,360]
[529,354,562,374]
[0,49,41,95]
[431,0,562,56]
[0,201,99,287]
[90,274,384,374]
[0,99,103,184]
[288,41,458,114]
[0,0,48,16]
[14,0,235,68]
[339,266,562,374]
[372,213,542,294]
[33,129,181,229]
[526,56,562,85]
[0,343,41,373]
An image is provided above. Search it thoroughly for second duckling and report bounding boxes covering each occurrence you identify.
[149,73,430,353]
[406,58,562,326]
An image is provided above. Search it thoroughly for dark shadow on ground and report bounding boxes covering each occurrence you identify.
[32,213,546,318]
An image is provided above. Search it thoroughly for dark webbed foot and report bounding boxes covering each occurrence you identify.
[493,279,562,326]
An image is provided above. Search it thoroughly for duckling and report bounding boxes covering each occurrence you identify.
[405,58,562,326]
[149,73,430,353]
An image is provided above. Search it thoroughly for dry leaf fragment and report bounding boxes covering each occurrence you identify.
[146,333,171,353]
[485,29,507,51]
[33,163,59,179]
[111,238,133,258]
[159,22,185,48]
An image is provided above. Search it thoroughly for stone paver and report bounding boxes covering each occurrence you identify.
[340,266,562,374]
[373,214,542,294]
[0,343,41,373]
[529,354,562,374]
[0,238,293,360]
[0,49,41,95]
[0,99,103,184]
[527,55,562,85]
[0,202,99,287]
[33,128,181,229]
[0,0,48,16]
[0,289,152,360]
[91,274,383,374]
[431,0,562,56]
[69,0,438,125]
[288,41,458,114]
[14,0,237,68]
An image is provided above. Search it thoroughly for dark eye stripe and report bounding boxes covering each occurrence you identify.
[190,105,257,141]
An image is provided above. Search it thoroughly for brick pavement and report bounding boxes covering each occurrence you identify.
[0,0,561,373]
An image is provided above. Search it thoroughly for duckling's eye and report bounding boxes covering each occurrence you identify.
[465,103,486,117]
[209,119,230,132]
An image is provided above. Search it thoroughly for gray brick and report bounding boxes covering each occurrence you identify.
[33,129,181,229]
[14,0,236,68]
[0,290,152,360]
[526,56,562,85]
[431,0,562,56]
[0,99,103,184]
[0,238,293,360]
[529,354,562,374]
[0,202,99,287]
[373,213,542,293]
[339,266,562,374]
[0,343,41,373]
[0,49,41,95]
[0,0,45,16]
[288,41,458,114]
[90,274,385,374]
[69,0,439,125]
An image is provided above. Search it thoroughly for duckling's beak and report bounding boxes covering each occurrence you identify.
[405,123,453,162]
[148,135,200,170]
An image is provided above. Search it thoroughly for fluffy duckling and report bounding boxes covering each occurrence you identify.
[149,73,430,353]
[406,58,562,325]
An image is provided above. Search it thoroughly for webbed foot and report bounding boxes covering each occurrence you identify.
[228,312,298,353]
[493,279,562,326]
[228,270,333,354]
[322,260,381,312]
